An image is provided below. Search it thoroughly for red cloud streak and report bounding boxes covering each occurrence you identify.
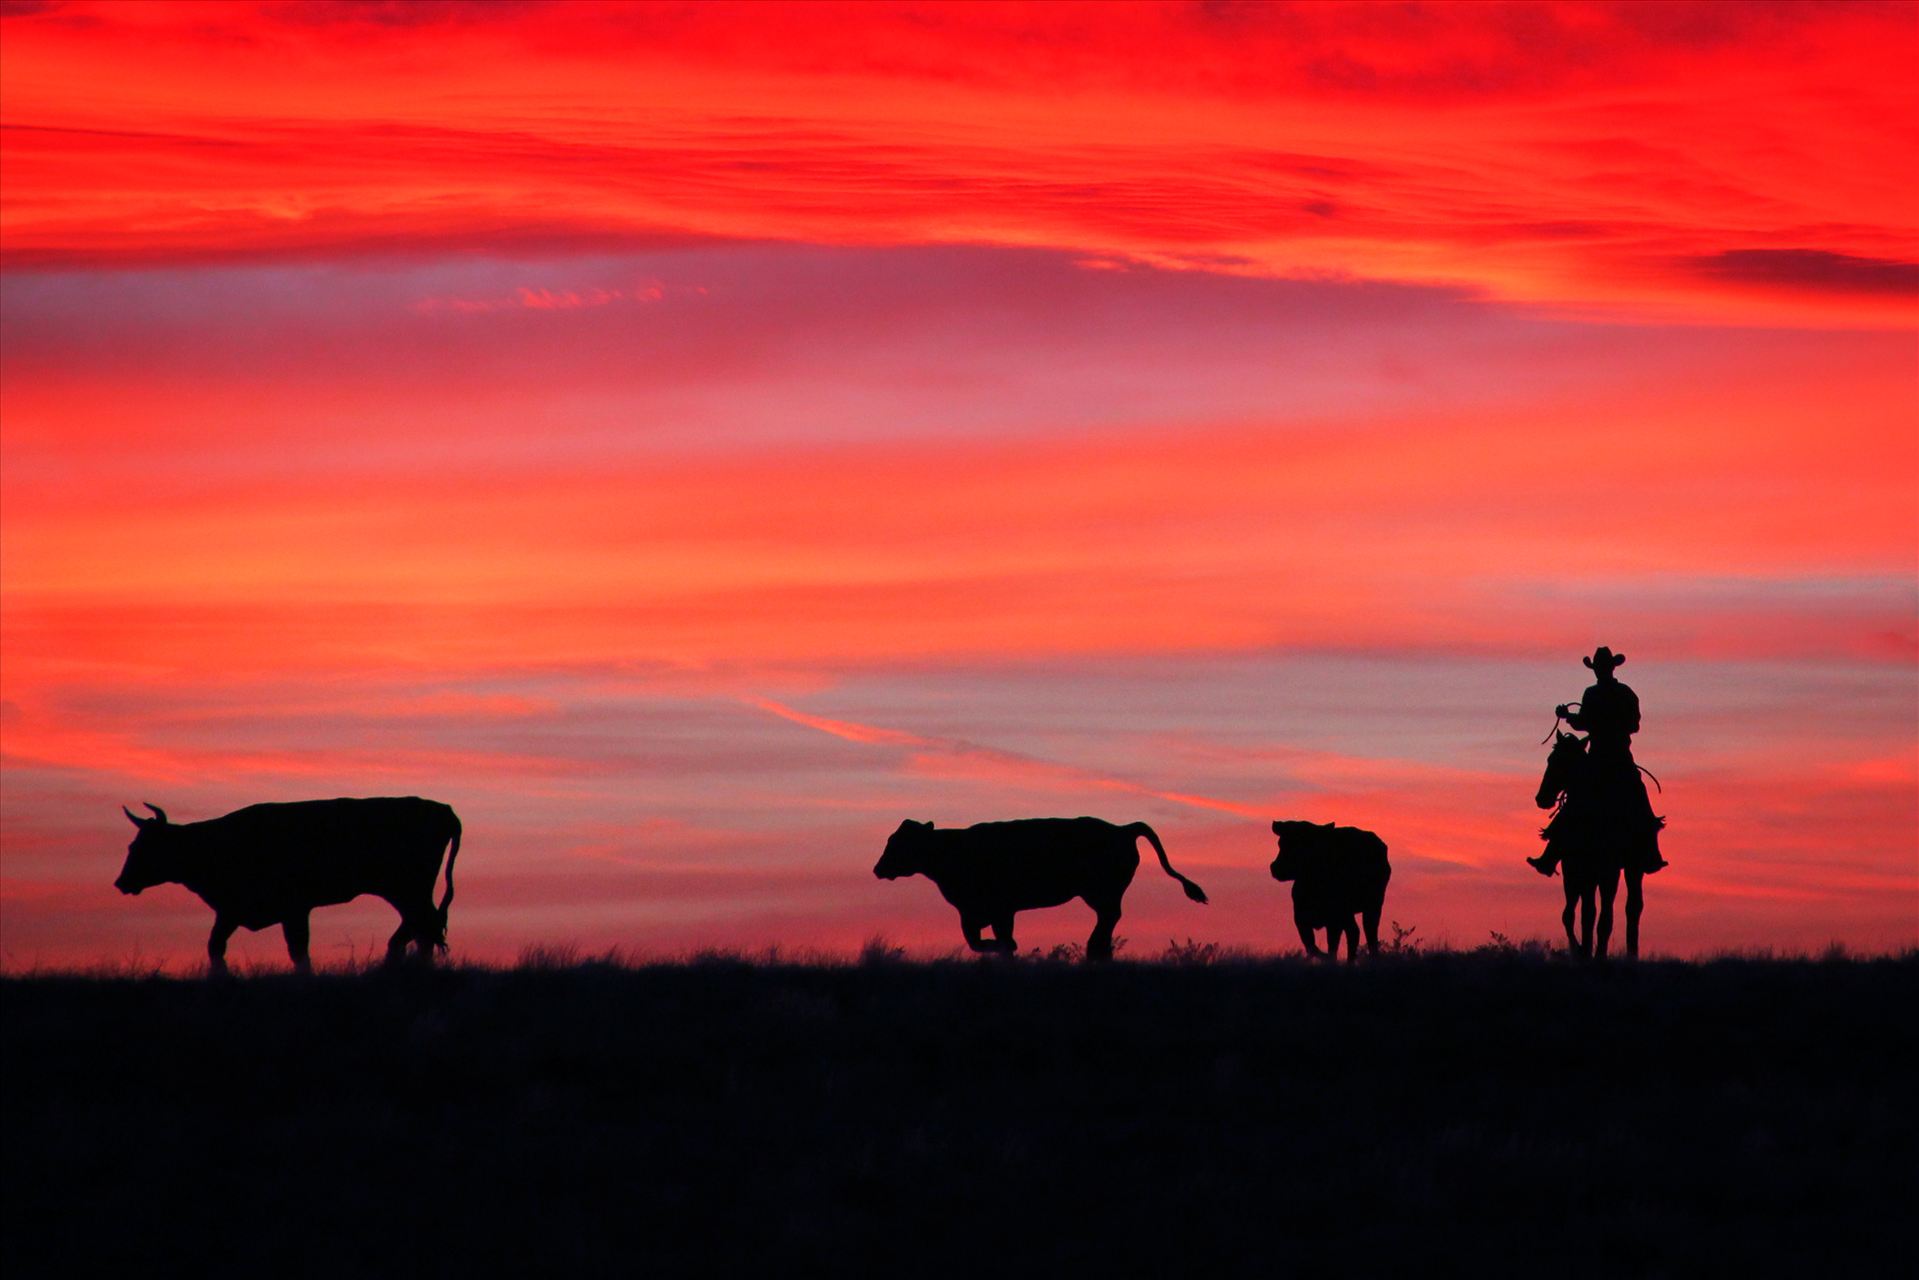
[3,1,1915,323]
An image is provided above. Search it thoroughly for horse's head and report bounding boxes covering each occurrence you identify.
[1536,731,1586,809]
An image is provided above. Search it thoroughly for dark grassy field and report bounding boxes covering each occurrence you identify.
[4,949,1913,1278]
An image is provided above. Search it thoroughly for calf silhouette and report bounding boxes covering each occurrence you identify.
[116,797,462,975]
[875,817,1206,960]
[1270,820,1391,961]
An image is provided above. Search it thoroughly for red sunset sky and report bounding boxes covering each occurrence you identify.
[1,0,1914,968]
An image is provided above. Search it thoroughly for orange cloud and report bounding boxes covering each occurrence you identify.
[3,1,1913,323]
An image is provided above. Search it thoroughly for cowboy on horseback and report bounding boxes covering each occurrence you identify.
[1528,646,1668,877]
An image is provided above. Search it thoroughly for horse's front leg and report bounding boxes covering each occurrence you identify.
[1578,888,1595,959]
[1561,880,1580,954]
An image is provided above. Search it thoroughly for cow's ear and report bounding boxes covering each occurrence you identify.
[913,819,933,830]
[1271,821,1283,834]
[123,805,146,828]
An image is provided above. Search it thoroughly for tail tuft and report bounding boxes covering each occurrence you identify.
[1131,822,1207,906]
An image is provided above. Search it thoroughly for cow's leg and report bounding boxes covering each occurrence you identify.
[960,915,995,954]
[1362,903,1383,956]
[989,914,1019,955]
[407,909,439,967]
[283,911,312,975]
[206,915,237,978]
[384,921,413,969]
[1624,871,1644,960]
[1085,895,1121,962]
[1341,915,1361,964]
[1295,913,1324,959]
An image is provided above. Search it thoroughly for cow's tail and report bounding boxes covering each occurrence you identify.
[434,812,462,953]
[1129,823,1208,904]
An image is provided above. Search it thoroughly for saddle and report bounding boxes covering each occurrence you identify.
[1541,750,1665,870]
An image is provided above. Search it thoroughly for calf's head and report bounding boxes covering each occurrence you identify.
[874,819,934,881]
[1269,820,1334,881]
[115,803,179,895]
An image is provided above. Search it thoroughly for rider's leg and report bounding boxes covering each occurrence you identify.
[1628,760,1668,873]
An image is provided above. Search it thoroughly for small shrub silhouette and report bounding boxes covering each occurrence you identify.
[1163,937,1223,966]
[859,936,907,966]
[1385,920,1422,955]
[517,942,583,970]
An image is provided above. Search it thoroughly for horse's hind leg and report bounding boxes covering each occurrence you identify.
[1624,872,1643,959]
[1596,872,1619,961]
[1578,888,1596,959]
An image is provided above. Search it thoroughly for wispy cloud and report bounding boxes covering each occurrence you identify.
[410,280,693,315]
[3,2,1912,323]
[742,694,1270,819]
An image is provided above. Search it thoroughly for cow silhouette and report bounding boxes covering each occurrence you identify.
[1269,820,1391,961]
[874,817,1207,960]
[116,797,462,975]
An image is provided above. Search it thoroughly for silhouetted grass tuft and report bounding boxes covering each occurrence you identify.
[3,950,1911,1277]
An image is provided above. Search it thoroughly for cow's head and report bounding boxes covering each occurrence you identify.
[1269,820,1335,882]
[874,819,934,881]
[115,803,179,895]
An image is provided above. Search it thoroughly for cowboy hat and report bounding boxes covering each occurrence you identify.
[1583,646,1625,671]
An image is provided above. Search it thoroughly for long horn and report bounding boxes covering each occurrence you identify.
[142,802,169,824]
[123,805,144,826]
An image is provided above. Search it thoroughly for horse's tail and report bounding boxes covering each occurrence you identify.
[1128,823,1207,904]
[435,811,462,951]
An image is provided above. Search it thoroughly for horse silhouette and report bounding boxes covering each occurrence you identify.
[874,817,1206,960]
[116,797,462,975]
[1535,732,1649,959]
